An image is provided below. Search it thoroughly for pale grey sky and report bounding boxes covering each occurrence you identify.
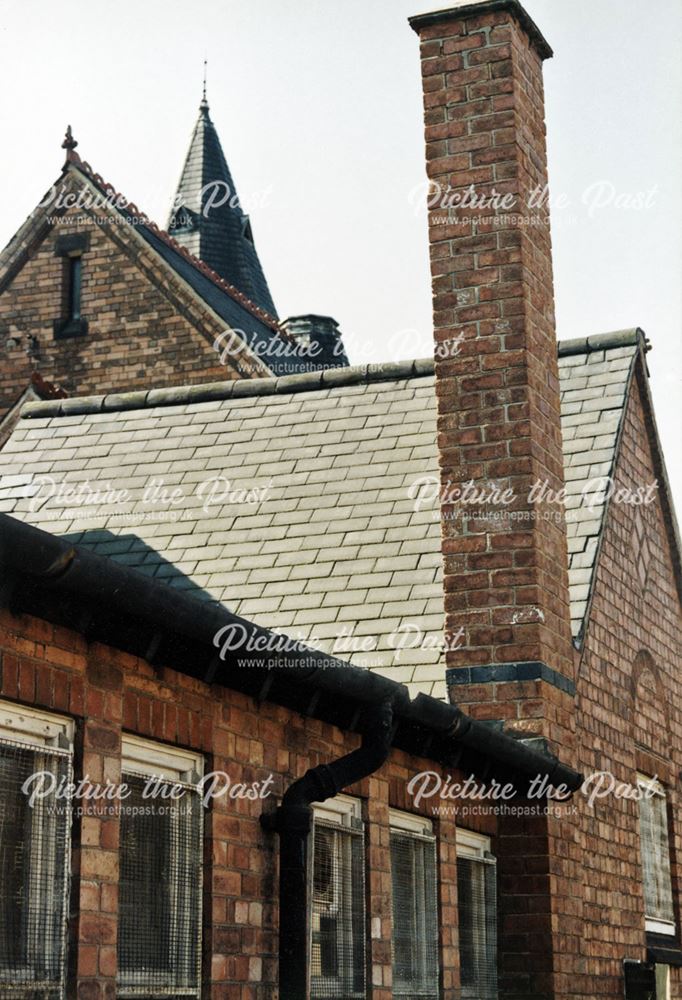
[0,0,680,510]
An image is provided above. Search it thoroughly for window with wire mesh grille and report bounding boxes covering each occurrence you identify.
[456,829,498,1000]
[389,810,439,1000]
[310,795,365,1000]
[637,774,675,937]
[0,701,73,1000]
[117,736,204,999]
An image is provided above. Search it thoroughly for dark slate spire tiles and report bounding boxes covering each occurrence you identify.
[168,100,278,318]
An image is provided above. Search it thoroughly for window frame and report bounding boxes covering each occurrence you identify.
[637,773,676,937]
[456,828,498,1000]
[0,701,74,747]
[0,700,74,998]
[117,735,204,998]
[310,794,365,999]
[121,733,203,784]
[66,254,83,323]
[389,809,439,999]
[53,235,89,339]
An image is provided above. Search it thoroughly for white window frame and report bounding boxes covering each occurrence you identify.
[312,792,362,828]
[456,828,498,1000]
[637,773,676,937]
[310,795,364,999]
[389,808,434,838]
[0,700,74,998]
[121,733,203,784]
[118,735,204,998]
[457,828,491,860]
[389,809,439,999]
[0,701,74,747]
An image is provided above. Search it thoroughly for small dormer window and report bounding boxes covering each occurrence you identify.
[169,205,198,234]
[53,233,89,339]
[241,216,254,244]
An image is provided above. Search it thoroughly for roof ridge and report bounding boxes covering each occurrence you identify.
[557,328,648,357]
[19,328,650,420]
[64,152,281,332]
[20,359,437,420]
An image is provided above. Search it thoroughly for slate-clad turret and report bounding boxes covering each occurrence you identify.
[168,91,278,318]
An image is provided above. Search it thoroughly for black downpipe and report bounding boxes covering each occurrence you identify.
[261,701,394,1000]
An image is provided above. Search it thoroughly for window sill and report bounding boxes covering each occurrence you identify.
[53,318,88,340]
[646,918,676,937]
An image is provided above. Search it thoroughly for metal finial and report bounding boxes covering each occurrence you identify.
[200,60,209,111]
[62,125,78,151]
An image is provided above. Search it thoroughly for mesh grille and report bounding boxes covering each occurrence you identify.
[390,830,439,999]
[639,787,675,923]
[0,737,72,1000]
[117,773,203,999]
[457,855,497,1000]
[310,821,365,999]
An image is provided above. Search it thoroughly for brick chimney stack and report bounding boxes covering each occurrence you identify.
[410,0,575,748]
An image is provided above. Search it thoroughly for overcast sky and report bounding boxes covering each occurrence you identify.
[1,0,680,511]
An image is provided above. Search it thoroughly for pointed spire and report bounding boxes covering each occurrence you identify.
[167,95,278,318]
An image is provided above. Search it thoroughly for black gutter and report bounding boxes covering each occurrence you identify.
[0,513,582,792]
[261,702,394,1000]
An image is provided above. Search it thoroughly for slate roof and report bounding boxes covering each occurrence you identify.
[557,330,644,637]
[135,222,302,376]
[167,100,278,318]
[0,373,66,450]
[0,334,645,699]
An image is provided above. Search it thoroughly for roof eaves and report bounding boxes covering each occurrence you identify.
[0,511,582,792]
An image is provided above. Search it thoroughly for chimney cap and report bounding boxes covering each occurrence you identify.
[408,0,552,60]
[283,314,340,328]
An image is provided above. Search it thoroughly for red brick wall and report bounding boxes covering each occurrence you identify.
[0,192,270,420]
[412,2,575,736]
[411,5,581,996]
[0,605,485,999]
[570,365,682,998]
